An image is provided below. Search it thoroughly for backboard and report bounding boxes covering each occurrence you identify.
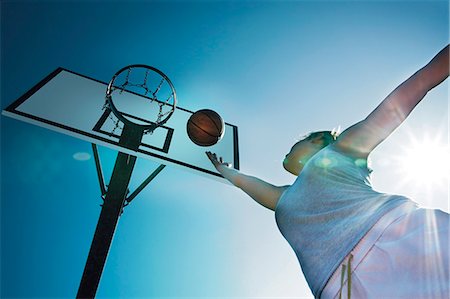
[2,68,239,182]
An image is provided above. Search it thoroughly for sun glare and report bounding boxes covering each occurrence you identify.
[398,137,449,187]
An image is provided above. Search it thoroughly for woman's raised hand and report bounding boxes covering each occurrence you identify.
[206,151,231,169]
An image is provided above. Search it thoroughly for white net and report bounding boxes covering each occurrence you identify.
[105,65,177,134]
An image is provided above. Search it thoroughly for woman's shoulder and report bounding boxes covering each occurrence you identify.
[311,144,372,172]
[326,143,373,173]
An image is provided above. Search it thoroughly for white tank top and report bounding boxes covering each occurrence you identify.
[275,145,411,297]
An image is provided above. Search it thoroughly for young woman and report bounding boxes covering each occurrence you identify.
[207,45,449,298]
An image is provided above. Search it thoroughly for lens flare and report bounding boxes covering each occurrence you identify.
[73,152,91,161]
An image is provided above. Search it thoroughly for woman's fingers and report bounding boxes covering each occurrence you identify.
[206,151,220,166]
[206,151,231,168]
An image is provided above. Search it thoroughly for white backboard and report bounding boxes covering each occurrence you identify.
[2,68,239,182]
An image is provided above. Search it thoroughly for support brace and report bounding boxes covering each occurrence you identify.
[91,143,166,206]
[91,144,107,199]
[125,164,166,205]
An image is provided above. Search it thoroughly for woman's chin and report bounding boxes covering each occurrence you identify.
[283,160,302,176]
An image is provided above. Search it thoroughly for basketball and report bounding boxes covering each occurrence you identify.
[187,109,225,146]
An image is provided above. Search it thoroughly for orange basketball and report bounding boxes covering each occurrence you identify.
[187,109,225,146]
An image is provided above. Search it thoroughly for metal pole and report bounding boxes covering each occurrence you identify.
[77,124,144,298]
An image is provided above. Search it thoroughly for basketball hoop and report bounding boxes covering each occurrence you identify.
[105,64,177,134]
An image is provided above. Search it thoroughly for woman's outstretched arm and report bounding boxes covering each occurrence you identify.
[335,45,449,157]
[206,152,288,211]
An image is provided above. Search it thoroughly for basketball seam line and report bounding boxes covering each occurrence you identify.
[188,119,220,138]
[205,113,222,134]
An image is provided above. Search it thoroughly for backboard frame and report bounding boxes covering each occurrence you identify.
[2,67,240,181]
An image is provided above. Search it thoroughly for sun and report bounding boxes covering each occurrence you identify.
[397,135,449,188]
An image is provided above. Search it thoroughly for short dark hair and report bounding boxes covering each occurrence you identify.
[303,130,339,146]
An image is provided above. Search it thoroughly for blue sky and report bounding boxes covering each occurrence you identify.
[1,1,448,298]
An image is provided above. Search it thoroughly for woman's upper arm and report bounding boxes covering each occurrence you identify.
[235,174,289,211]
[335,86,426,158]
[333,107,406,159]
[335,46,449,157]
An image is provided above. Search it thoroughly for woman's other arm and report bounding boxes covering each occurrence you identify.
[336,45,449,157]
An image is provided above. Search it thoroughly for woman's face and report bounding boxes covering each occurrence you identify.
[283,138,324,175]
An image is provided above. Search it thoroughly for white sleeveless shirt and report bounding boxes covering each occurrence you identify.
[275,145,411,297]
